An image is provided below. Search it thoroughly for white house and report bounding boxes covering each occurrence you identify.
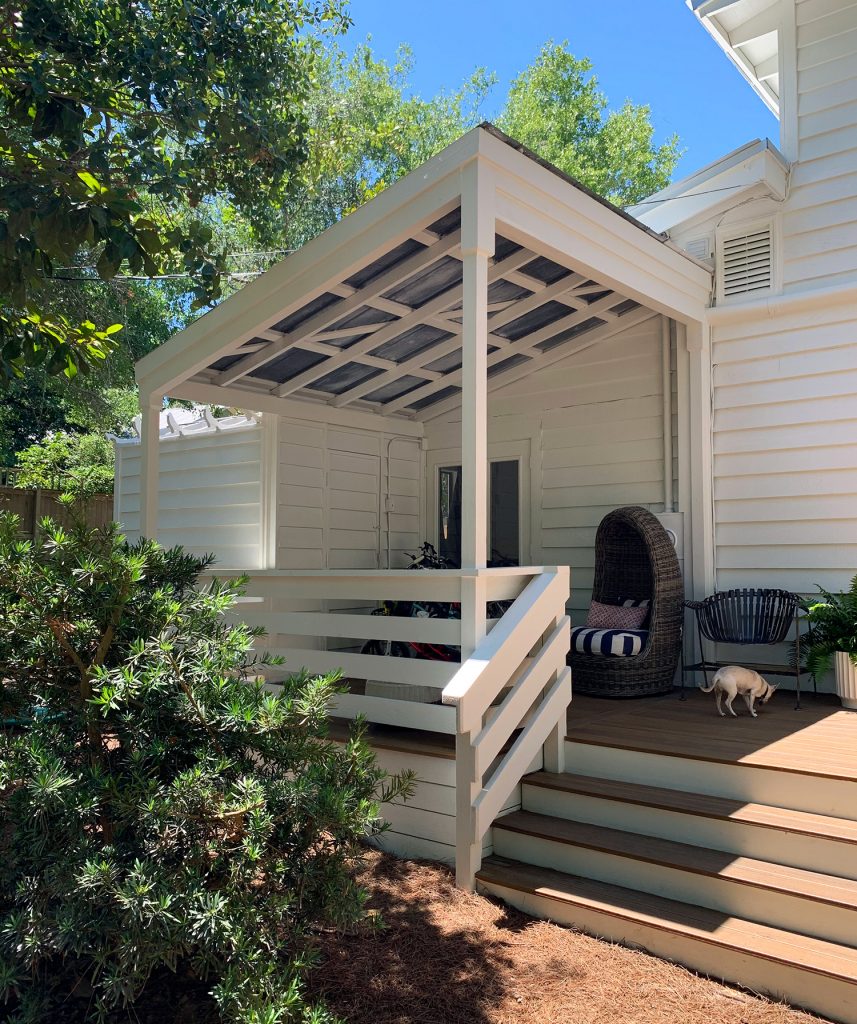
[116,3,857,1020]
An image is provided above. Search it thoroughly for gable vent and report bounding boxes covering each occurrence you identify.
[685,237,711,262]
[721,226,773,297]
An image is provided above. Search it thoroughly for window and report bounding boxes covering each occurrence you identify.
[437,459,521,566]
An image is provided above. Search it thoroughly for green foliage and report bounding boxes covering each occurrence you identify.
[0,0,349,377]
[0,514,412,1022]
[14,429,115,492]
[498,42,680,206]
[276,44,494,248]
[802,576,857,678]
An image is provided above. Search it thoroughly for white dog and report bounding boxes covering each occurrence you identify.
[699,666,778,718]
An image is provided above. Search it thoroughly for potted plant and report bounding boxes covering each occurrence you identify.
[804,575,857,710]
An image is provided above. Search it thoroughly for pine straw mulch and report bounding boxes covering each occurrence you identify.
[308,850,829,1024]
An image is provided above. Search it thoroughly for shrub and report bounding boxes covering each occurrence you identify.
[803,575,857,678]
[0,510,412,1023]
[14,430,115,493]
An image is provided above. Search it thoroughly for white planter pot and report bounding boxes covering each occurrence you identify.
[833,651,857,710]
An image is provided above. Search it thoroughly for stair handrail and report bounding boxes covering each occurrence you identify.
[442,565,571,888]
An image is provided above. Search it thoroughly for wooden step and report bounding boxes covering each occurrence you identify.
[492,810,857,947]
[564,735,857,818]
[477,856,857,1024]
[522,771,857,879]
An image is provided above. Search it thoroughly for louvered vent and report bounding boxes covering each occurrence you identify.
[721,226,773,297]
[685,237,711,262]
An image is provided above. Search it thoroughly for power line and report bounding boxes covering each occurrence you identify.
[624,182,748,208]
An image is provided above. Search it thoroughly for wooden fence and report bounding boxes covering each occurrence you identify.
[0,486,114,538]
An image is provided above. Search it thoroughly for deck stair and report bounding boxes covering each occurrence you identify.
[477,740,857,1023]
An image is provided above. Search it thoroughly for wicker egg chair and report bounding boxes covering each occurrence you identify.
[569,506,684,698]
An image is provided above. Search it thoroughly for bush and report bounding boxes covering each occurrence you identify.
[0,510,412,1023]
[14,430,115,493]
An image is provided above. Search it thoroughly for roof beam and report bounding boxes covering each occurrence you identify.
[755,53,779,82]
[381,290,626,415]
[729,5,779,47]
[272,246,537,399]
[216,228,462,386]
[332,270,592,408]
[422,307,657,422]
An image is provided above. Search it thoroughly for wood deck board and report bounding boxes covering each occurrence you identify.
[525,771,857,843]
[477,857,857,982]
[494,811,857,909]
[566,689,857,780]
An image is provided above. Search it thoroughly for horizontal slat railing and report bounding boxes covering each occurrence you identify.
[443,571,569,733]
[218,568,544,736]
[443,565,571,889]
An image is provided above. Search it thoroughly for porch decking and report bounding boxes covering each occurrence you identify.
[566,688,857,782]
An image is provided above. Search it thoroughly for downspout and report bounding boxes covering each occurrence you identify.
[661,315,674,513]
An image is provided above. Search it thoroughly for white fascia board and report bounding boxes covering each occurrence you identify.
[632,143,789,234]
[476,131,712,323]
[686,0,781,117]
[135,128,485,397]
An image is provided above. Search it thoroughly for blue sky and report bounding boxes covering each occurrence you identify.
[344,0,779,183]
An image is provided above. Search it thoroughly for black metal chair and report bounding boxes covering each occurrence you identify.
[682,588,814,709]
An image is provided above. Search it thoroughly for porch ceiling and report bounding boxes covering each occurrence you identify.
[189,213,647,419]
[137,125,711,423]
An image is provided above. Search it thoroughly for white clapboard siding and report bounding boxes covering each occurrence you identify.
[115,426,263,568]
[712,302,857,687]
[424,316,669,621]
[784,2,857,287]
[277,417,422,572]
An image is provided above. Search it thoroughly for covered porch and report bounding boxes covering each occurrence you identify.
[132,125,713,887]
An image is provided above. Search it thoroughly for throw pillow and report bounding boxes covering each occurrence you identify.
[586,599,648,630]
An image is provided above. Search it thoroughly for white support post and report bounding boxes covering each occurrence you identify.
[456,160,494,891]
[139,392,162,541]
[459,164,493,576]
[260,413,280,569]
[685,320,715,599]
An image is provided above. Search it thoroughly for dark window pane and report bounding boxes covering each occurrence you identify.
[490,461,520,565]
[437,460,520,567]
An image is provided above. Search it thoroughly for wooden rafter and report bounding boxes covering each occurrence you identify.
[216,228,463,385]
[331,270,594,408]
[379,289,628,415]
[421,307,657,421]
[271,246,538,399]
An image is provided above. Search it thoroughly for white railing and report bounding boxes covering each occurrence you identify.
[217,567,544,734]
[442,566,571,888]
[220,565,571,889]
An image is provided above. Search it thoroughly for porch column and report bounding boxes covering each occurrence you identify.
[456,162,494,892]
[139,390,162,540]
[459,161,494,577]
[685,319,715,598]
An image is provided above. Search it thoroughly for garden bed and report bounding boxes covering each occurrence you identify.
[310,850,827,1024]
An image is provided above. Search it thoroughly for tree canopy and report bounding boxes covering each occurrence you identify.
[0,32,682,472]
[0,0,348,378]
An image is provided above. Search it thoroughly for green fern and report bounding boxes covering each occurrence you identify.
[803,574,857,679]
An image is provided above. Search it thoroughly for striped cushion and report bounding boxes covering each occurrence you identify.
[615,596,651,608]
[571,625,648,658]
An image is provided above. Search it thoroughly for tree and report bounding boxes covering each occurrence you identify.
[498,42,680,206]
[0,513,412,1021]
[14,429,115,491]
[272,44,494,248]
[0,0,349,378]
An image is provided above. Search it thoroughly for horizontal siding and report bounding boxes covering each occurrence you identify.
[277,417,422,571]
[115,427,263,569]
[712,306,857,685]
[785,2,857,288]
[424,316,671,622]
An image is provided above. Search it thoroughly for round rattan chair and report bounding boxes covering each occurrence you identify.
[569,506,684,698]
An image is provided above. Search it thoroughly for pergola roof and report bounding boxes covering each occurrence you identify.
[137,125,712,424]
